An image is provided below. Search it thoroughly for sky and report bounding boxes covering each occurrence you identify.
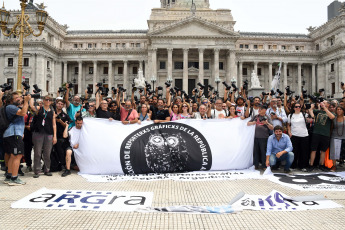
[3,0,339,34]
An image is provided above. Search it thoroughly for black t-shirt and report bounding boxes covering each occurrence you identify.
[33,108,54,135]
[153,109,170,121]
[96,107,116,119]
[55,111,71,139]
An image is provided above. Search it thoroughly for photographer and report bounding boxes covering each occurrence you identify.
[138,104,151,123]
[306,101,335,172]
[120,100,139,125]
[30,95,57,178]
[95,85,117,120]
[247,104,274,170]
[245,97,261,119]
[108,100,120,120]
[53,99,71,171]
[266,98,287,128]
[64,83,82,128]
[211,99,227,119]
[3,93,31,186]
[78,101,96,118]
[152,99,170,123]
[194,104,210,120]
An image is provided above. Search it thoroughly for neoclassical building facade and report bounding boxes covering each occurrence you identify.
[1,0,345,98]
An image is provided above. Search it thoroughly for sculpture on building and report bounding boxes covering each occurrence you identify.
[134,68,146,89]
[250,70,261,88]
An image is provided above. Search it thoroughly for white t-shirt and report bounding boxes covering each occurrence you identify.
[236,106,245,117]
[69,126,82,147]
[211,109,227,119]
[287,113,308,137]
[194,112,208,120]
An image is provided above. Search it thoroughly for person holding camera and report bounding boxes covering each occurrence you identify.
[108,100,120,120]
[119,100,139,125]
[152,99,170,123]
[329,106,345,172]
[3,92,31,186]
[78,101,96,118]
[266,98,287,128]
[65,83,82,128]
[287,102,309,170]
[306,101,335,172]
[245,97,261,119]
[61,116,83,177]
[95,85,118,120]
[247,104,274,170]
[30,95,57,178]
[266,125,294,173]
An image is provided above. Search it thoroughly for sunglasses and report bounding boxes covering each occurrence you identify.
[110,104,117,107]
[44,99,52,101]
[295,106,301,108]
[182,105,188,108]
[89,105,94,107]
[125,105,131,107]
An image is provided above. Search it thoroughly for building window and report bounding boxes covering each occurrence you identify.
[107,43,111,48]
[7,78,14,85]
[174,62,183,70]
[74,67,79,74]
[316,44,320,50]
[133,67,138,75]
[24,78,29,85]
[136,43,141,48]
[272,68,276,76]
[301,69,304,77]
[89,67,93,74]
[331,63,335,72]
[253,45,258,49]
[258,45,263,49]
[118,67,123,75]
[204,62,209,70]
[295,46,300,50]
[122,43,126,48]
[258,68,262,76]
[88,43,92,48]
[79,44,83,48]
[103,67,109,75]
[8,58,13,67]
[282,45,286,50]
[244,44,249,49]
[73,44,77,48]
[242,68,247,76]
[287,69,290,76]
[239,44,243,48]
[47,61,50,70]
[330,38,334,46]
[24,58,29,67]
[160,61,166,70]
[219,62,224,70]
[116,43,120,48]
[188,62,199,69]
[131,43,135,47]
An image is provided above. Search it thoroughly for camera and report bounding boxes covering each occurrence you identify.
[0,83,12,92]
[30,93,41,99]
[231,83,238,91]
[157,86,163,91]
[259,116,267,122]
[302,88,308,98]
[262,92,269,96]
[305,104,311,110]
[165,82,171,88]
[222,82,231,90]
[270,112,276,116]
[270,90,275,96]
[132,83,137,92]
[277,89,284,96]
[208,85,214,91]
[295,95,300,100]
[111,87,117,95]
[101,87,109,97]
[319,88,325,93]
[193,88,199,93]
[243,80,249,91]
[33,84,41,94]
[87,86,93,95]
[197,83,205,90]
[67,82,74,89]
[58,87,66,94]
[170,88,175,95]
[21,82,30,91]
[174,86,180,92]
[119,86,126,93]
[145,82,152,90]
[285,86,294,96]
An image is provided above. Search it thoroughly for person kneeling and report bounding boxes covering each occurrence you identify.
[266,125,294,173]
[62,116,83,177]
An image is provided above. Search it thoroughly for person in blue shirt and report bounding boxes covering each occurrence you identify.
[266,125,294,173]
[64,83,82,128]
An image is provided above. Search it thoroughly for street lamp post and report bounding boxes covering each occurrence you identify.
[215,75,220,91]
[0,0,48,94]
[151,75,157,90]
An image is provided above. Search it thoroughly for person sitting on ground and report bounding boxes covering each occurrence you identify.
[61,116,83,177]
[266,125,294,173]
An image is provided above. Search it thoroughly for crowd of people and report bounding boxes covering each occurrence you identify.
[1,80,345,186]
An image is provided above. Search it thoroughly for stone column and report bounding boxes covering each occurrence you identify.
[213,48,220,85]
[183,48,189,92]
[139,60,143,71]
[92,61,97,96]
[63,61,68,83]
[268,62,273,90]
[297,63,302,95]
[226,50,231,83]
[108,61,113,91]
[325,63,329,97]
[54,61,62,96]
[124,60,128,92]
[238,61,243,87]
[144,60,149,79]
[311,63,316,93]
[335,59,340,94]
[254,62,258,75]
[283,62,288,89]
[36,54,45,93]
[151,48,157,81]
[78,61,83,96]
[167,48,173,82]
[0,54,4,84]
[32,54,37,84]
[198,48,204,84]
[50,60,55,95]
[229,50,236,83]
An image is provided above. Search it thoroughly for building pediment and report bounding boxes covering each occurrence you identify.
[148,16,239,39]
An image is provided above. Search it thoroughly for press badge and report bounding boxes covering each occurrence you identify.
[42,119,45,126]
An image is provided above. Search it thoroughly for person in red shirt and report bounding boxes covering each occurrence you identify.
[120,100,139,125]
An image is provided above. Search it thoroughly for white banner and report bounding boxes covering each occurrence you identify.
[11,188,153,212]
[75,118,255,175]
[79,167,263,182]
[266,172,345,191]
[232,190,342,211]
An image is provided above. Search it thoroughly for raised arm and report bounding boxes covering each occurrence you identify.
[65,84,71,108]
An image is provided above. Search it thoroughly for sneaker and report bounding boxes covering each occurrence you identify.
[301,168,308,172]
[3,178,10,184]
[319,165,330,172]
[8,178,26,186]
[44,172,52,176]
[61,170,71,177]
[306,166,315,172]
[284,169,292,174]
[330,166,336,172]
[25,166,32,173]
[33,173,40,178]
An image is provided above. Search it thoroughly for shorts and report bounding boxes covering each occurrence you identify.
[310,133,330,152]
[3,135,24,155]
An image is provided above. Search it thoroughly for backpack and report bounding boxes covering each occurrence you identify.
[0,106,11,135]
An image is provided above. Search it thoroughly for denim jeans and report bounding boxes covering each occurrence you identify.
[269,152,294,170]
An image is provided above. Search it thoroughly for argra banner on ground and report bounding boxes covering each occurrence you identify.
[74,118,255,175]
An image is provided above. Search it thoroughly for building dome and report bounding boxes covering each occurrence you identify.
[160,0,210,9]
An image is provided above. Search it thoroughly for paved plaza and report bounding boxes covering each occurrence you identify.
[0,167,345,230]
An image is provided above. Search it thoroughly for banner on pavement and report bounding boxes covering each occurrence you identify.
[74,118,255,175]
[11,188,153,212]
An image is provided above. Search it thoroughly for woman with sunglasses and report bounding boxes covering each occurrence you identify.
[138,104,151,124]
[30,96,57,178]
[287,103,309,170]
[178,103,193,119]
[329,106,345,172]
